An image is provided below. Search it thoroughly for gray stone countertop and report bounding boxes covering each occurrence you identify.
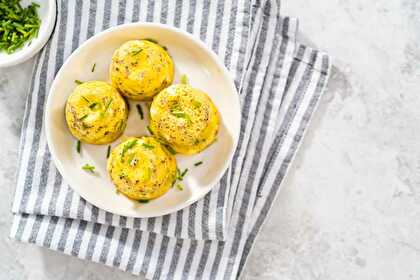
[1,1,420,279]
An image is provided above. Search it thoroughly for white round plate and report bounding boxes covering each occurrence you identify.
[45,23,241,218]
[0,0,56,68]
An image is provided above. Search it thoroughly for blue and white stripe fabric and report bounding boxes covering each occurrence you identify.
[10,0,331,279]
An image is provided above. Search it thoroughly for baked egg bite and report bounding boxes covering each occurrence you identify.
[65,81,128,144]
[149,84,220,154]
[110,39,174,101]
[107,137,177,201]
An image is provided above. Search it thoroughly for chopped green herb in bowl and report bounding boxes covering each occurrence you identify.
[0,0,41,54]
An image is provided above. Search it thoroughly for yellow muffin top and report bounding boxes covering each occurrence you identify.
[110,39,174,101]
[107,136,177,201]
[149,84,220,154]
[65,81,128,144]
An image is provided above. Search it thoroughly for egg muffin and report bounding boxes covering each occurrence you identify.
[149,84,220,154]
[110,40,174,101]
[65,81,128,144]
[107,137,177,200]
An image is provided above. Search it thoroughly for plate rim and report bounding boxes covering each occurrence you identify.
[45,22,241,218]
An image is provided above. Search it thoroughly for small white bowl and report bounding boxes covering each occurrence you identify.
[45,23,241,218]
[0,0,56,68]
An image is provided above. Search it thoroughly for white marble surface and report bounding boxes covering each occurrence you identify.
[1,1,420,279]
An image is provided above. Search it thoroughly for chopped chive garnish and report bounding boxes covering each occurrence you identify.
[124,98,130,111]
[194,161,203,167]
[142,143,155,149]
[75,80,83,85]
[171,102,182,112]
[79,114,88,120]
[192,100,201,108]
[127,153,136,166]
[91,63,96,72]
[164,145,176,155]
[138,199,149,203]
[144,38,158,44]
[136,104,144,119]
[170,103,191,122]
[180,74,189,85]
[89,102,98,109]
[106,145,111,158]
[121,139,137,158]
[146,125,154,135]
[81,96,90,103]
[176,168,188,181]
[82,123,90,129]
[176,184,184,191]
[104,99,113,112]
[181,168,188,177]
[0,1,41,54]
[82,164,95,173]
[171,111,192,123]
[171,111,187,118]
[116,119,125,131]
[76,140,81,153]
[130,48,143,56]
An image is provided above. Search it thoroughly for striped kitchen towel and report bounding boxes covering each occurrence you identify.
[11,0,293,241]
[13,0,286,240]
[10,0,332,279]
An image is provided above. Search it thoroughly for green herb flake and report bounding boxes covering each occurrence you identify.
[142,143,155,149]
[164,144,176,155]
[121,139,138,158]
[0,1,41,54]
[116,119,125,131]
[81,96,90,103]
[171,111,191,121]
[181,168,188,178]
[146,125,154,135]
[176,168,188,181]
[192,100,201,108]
[180,74,189,85]
[194,161,203,167]
[143,38,159,44]
[82,123,90,129]
[89,102,98,109]
[136,104,144,119]
[104,99,113,112]
[130,48,143,56]
[79,114,88,121]
[124,98,130,111]
[171,111,188,118]
[76,140,81,153]
[106,145,111,158]
[91,63,96,72]
[82,164,95,173]
[127,153,136,166]
[171,102,182,112]
[170,103,191,122]
[138,199,150,203]
[75,80,83,85]
[176,184,184,191]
